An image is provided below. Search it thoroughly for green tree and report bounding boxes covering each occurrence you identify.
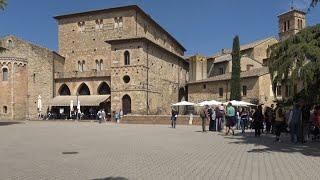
[230,35,241,101]
[268,24,320,105]
[0,0,7,10]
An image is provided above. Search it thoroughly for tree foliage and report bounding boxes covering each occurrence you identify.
[0,0,6,10]
[230,35,241,101]
[268,24,320,104]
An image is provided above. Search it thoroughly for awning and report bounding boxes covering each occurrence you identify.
[51,95,110,106]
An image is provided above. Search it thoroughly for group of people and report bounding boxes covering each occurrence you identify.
[97,109,123,124]
[171,101,320,143]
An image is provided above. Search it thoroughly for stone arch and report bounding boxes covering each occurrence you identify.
[122,94,131,115]
[77,83,91,95]
[97,82,111,95]
[58,84,71,96]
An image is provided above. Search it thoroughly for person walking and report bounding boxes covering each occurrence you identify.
[200,105,209,132]
[240,108,249,134]
[288,103,302,143]
[226,103,235,135]
[215,106,223,132]
[97,110,102,124]
[253,105,264,137]
[208,106,215,131]
[264,107,273,134]
[274,105,285,142]
[219,104,226,131]
[270,104,276,134]
[101,109,106,123]
[171,108,177,128]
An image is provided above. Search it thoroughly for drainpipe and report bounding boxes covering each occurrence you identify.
[146,43,149,115]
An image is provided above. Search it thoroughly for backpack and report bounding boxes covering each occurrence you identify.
[199,110,206,118]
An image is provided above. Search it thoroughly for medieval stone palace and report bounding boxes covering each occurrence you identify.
[0,5,306,120]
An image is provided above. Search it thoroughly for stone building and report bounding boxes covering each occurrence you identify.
[52,5,188,116]
[274,9,306,100]
[187,37,278,105]
[0,35,64,120]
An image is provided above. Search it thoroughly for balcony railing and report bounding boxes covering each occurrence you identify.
[54,69,111,79]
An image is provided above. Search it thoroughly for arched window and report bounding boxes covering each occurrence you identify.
[78,61,82,72]
[98,82,111,95]
[78,83,90,95]
[2,68,8,81]
[100,59,103,70]
[59,84,71,96]
[3,106,7,114]
[7,40,13,48]
[81,60,85,72]
[95,60,100,71]
[124,51,130,65]
[122,95,131,115]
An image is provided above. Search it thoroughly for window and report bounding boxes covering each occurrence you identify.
[114,17,123,29]
[3,106,7,114]
[276,86,282,97]
[2,68,8,81]
[242,86,247,96]
[7,40,13,48]
[78,83,90,95]
[81,61,85,72]
[124,51,130,65]
[100,60,103,70]
[77,61,85,72]
[287,20,290,31]
[203,84,207,89]
[285,85,290,97]
[298,19,303,29]
[77,21,85,32]
[219,88,223,97]
[98,82,111,95]
[246,64,254,71]
[59,84,71,96]
[95,19,103,29]
[123,75,130,83]
[218,68,225,75]
[96,60,99,71]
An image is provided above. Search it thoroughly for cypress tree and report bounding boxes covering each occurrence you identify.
[230,35,241,101]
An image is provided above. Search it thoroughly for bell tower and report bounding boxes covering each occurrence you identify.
[278,8,306,41]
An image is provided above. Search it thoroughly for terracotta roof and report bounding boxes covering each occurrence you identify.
[188,67,269,84]
[53,5,186,52]
[277,9,306,17]
[210,37,277,59]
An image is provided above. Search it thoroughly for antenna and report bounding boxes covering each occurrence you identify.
[291,0,294,10]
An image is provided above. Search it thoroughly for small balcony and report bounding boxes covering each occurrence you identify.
[54,69,111,79]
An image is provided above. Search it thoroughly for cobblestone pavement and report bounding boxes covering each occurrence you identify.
[0,121,320,180]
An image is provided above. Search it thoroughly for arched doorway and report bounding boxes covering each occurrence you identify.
[97,82,111,95]
[122,94,131,115]
[78,83,90,95]
[59,84,71,96]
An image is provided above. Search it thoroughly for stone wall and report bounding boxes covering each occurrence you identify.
[188,76,260,103]
[121,115,205,125]
[0,58,28,120]
[0,35,64,120]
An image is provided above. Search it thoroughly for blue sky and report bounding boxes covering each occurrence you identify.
[0,0,319,56]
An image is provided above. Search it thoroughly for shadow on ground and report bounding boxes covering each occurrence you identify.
[92,177,128,180]
[0,122,23,126]
[224,131,320,157]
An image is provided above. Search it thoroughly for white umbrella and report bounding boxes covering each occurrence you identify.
[207,100,223,106]
[37,95,42,113]
[70,100,74,117]
[77,100,81,113]
[224,100,256,107]
[197,101,210,106]
[172,101,195,106]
